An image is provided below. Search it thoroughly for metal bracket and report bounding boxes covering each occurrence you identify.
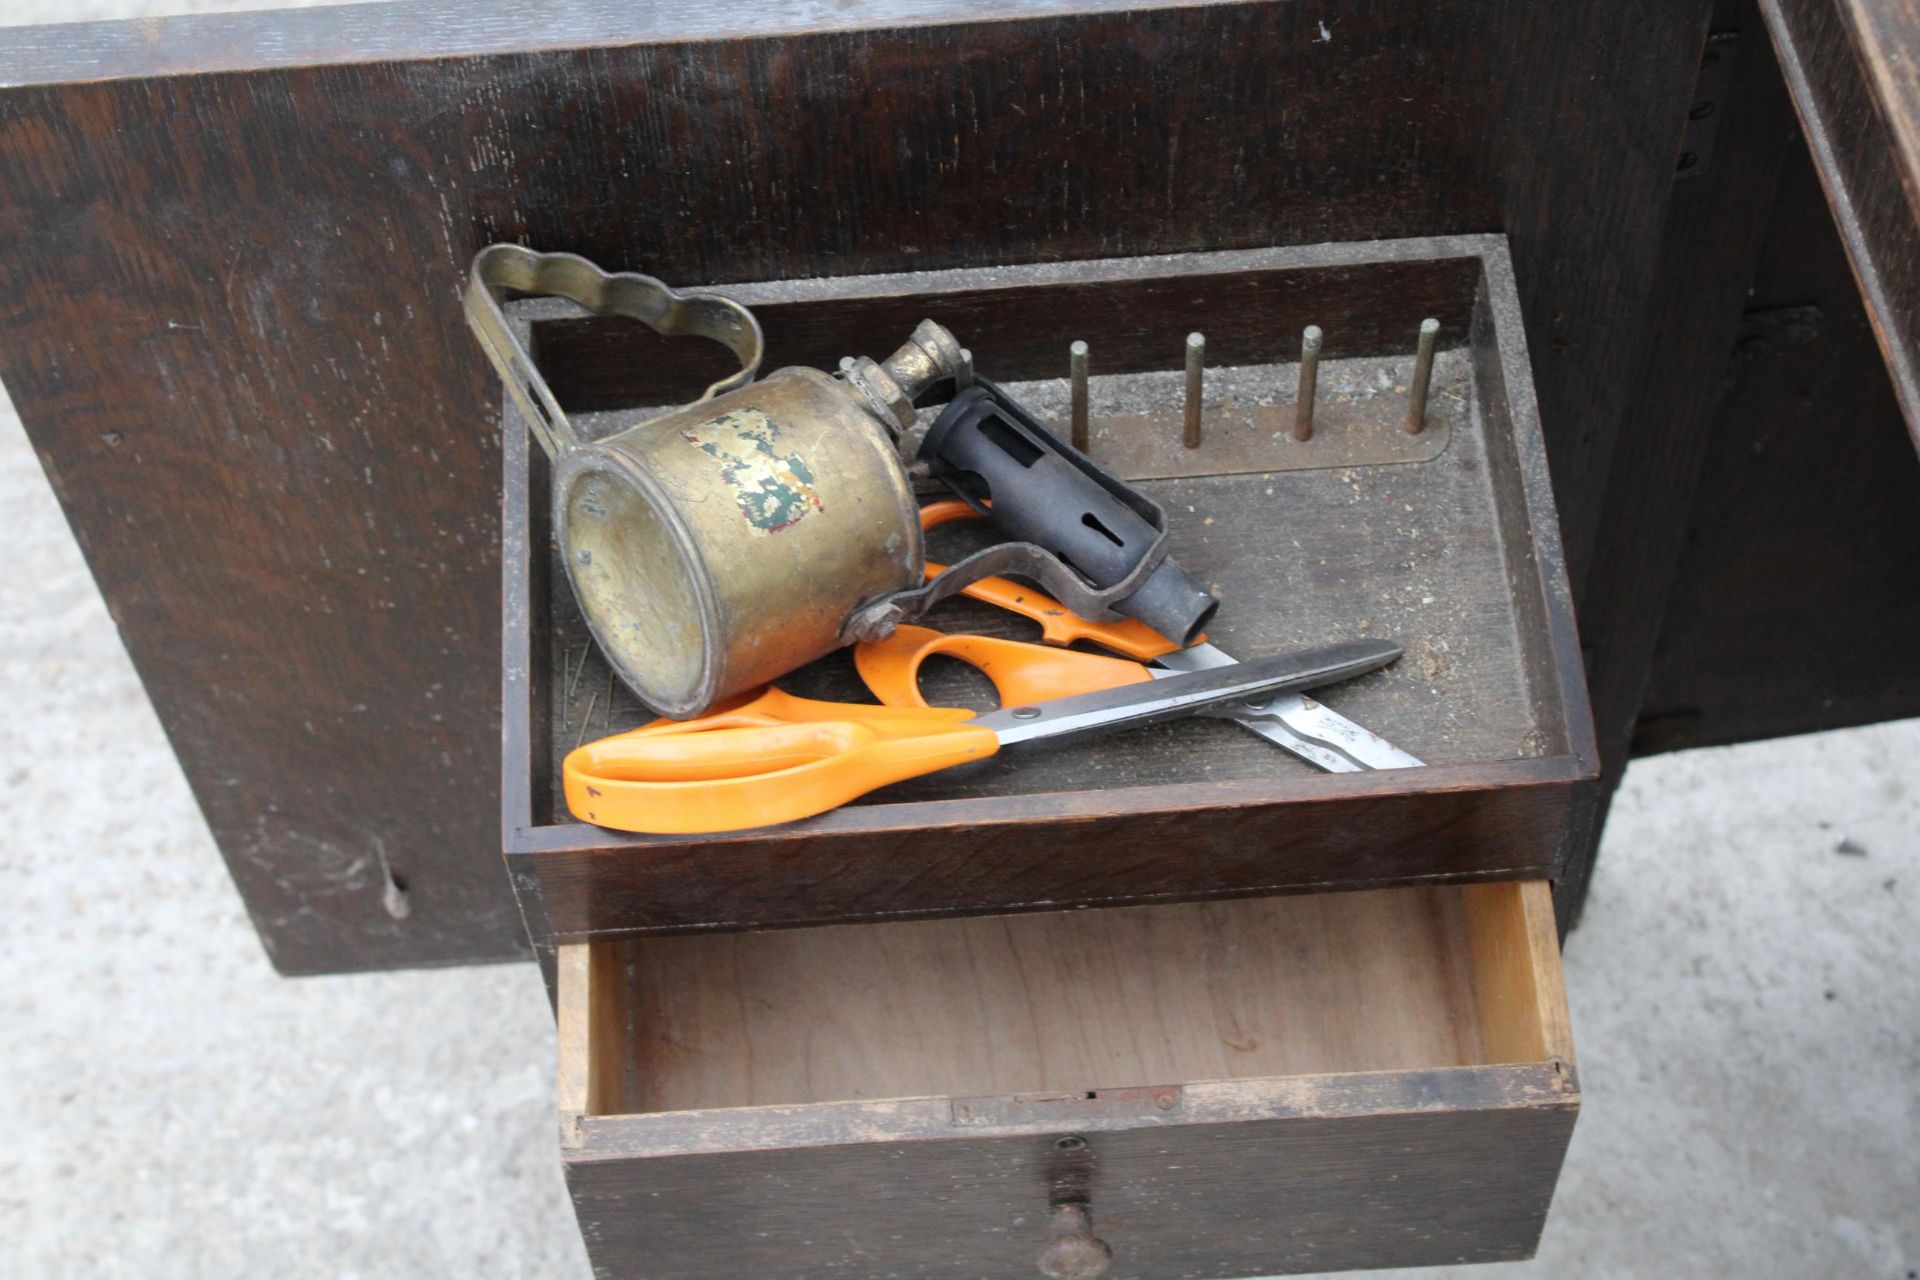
[463,243,765,461]
[845,377,1189,644]
[840,528,1172,644]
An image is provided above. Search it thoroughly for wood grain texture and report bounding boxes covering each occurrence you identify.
[1843,0,1920,202]
[1475,3,1713,596]
[502,240,1596,944]
[518,765,1580,941]
[0,0,1694,969]
[618,890,1488,1113]
[0,0,1177,84]
[1464,874,1574,1063]
[1762,0,1920,443]
[1558,4,1802,924]
[567,1091,1577,1279]
[555,881,1579,1279]
[569,881,1570,1114]
[554,942,591,1117]
[1636,135,1920,752]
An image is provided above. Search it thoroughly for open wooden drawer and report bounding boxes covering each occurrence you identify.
[556,879,1576,1279]
[503,235,1599,957]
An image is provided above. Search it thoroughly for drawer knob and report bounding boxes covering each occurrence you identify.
[1037,1203,1112,1279]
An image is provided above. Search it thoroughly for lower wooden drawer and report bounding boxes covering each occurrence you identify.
[556,880,1577,1279]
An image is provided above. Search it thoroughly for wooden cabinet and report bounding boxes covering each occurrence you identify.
[22,0,1920,1274]
[557,881,1575,1279]
[480,158,1594,1280]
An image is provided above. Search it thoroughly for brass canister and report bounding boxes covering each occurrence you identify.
[466,245,959,718]
[557,367,923,717]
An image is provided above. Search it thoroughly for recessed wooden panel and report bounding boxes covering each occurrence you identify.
[1637,135,1920,752]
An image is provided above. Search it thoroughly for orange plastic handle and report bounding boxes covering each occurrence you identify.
[562,688,992,833]
[919,499,1182,660]
[856,624,1153,709]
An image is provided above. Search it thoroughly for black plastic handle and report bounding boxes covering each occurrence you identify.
[919,382,1218,646]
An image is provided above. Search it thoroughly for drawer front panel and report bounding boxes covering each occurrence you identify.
[519,768,1577,942]
[567,1072,1576,1279]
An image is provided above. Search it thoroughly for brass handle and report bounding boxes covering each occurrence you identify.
[462,243,764,462]
[1036,1203,1112,1279]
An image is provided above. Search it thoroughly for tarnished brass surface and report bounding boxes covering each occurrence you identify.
[557,368,923,718]
[466,246,960,718]
[464,243,763,463]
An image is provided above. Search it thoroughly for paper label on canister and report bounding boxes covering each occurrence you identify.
[679,408,826,534]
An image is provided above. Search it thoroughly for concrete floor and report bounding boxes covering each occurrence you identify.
[2,3,1917,1276]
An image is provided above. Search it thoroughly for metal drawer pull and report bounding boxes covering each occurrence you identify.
[1038,1202,1112,1279]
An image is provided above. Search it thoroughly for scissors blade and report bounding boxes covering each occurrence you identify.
[1152,642,1424,771]
[971,641,1402,749]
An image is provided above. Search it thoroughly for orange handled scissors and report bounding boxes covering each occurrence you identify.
[856,624,1156,709]
[898,500,1425,773]
[563,643,1401,834]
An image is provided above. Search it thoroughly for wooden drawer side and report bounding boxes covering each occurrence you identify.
[1463,878,1577,1066]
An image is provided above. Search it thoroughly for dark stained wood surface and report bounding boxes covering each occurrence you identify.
[0,0,1702,970]
[503,239,1598,945]
[1761,0,1920,444]
[1842,0,1920,204]
[0,1,1179,83]
[1558,4,1802,924]
[1636,133,1920,753]
[569,1082,1577,1279]
[544,253,1485,412]
[523,765,1580,941]
[1477,4,1715,596]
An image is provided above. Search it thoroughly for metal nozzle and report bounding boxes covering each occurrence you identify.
[848,319,968,433]
[884,319,966,395]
